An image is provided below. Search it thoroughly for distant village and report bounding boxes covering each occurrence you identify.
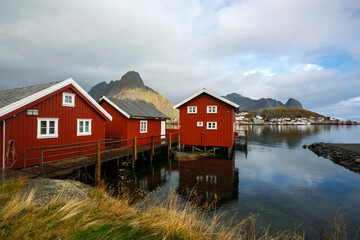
[235,112,359,125]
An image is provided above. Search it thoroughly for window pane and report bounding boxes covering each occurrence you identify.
[85,121,89,132]
[41,121,46,128]
[79,121,83,132]
[40,127,47,135]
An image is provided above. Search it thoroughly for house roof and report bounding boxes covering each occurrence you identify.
[173,89,239,109]
[0,78,112,121]
[99,96,170,120]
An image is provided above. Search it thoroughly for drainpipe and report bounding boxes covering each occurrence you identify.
[2,120,5,170]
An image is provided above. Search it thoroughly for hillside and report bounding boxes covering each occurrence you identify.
[248,107,323,119]
[89,71,179,119]
[223,93,302,111]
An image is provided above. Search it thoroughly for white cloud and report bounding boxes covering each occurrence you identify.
[0,0,359,120]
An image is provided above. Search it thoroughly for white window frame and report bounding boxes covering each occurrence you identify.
[197,121,203,127]
[62,92,75,107]
[207,105,217,114]
[37,118,59,139]
[140,120,148,133]
[187,106,197,114]
[206,121,217,130]
[77,119,92,136]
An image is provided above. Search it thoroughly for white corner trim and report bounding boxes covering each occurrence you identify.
[173,89,239,109]
[98,96,131,119]
[0,78,113,121]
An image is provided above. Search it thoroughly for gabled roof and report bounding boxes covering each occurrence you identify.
[173,89,239,109]
[99,96,169,120]
[0,78,112,121]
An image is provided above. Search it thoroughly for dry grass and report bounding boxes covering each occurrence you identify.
[0,180,352,240]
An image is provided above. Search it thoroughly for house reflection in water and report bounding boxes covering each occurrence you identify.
[178,153,238,204]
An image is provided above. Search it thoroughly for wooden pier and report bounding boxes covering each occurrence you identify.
[0,133,180,184]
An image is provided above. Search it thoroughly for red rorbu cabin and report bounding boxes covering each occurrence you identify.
[98,96,170,146]
[173,89,239,149]
[0,78,112,170]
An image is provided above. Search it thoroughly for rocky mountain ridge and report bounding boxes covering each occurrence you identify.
[88,71,179,119]
[223,93,302,111]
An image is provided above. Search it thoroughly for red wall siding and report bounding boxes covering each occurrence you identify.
[179,93,235,147]
[100,101,165,146]
[2,87,106,169]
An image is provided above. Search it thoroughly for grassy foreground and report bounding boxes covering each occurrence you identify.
[0,180,349,240]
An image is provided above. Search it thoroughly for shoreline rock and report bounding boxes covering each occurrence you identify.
[307,143,360,174]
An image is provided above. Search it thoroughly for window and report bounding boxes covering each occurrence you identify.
[197,121,203,127]
[140,120,147,133]
[62,92,75,107]
[187,106,197,114]
[207,105,217,113]
[77,119,92,136]
[37,118,59,139]
[207,121,217,130]
[206,175,217,184]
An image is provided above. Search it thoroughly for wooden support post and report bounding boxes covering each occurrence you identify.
[245,130,248,148]
[150,135,154,163]
[79,143,82,156]
[213,147,216,156]
[23,148,26,169]
[96,140,101,185]
[111,137,114,149]
[192,145,194,153]
[133,136,137,169]
[120,136,123,147]
[117,158,119,169]
[168,133,172,151]
[40,150,44,176]
[178,132,181,151]
[204,146,207,152]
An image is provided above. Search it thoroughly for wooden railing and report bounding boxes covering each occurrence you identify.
[23,132,180,176]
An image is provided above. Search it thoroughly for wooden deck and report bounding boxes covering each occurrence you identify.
[1,137,179,183]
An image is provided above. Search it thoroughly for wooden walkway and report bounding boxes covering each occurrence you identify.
[1,135,179,183]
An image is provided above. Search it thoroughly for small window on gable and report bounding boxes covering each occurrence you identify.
[197,121,203,127]
[187,106,197,114]
[37,118,59,139]
[207,121,217,130]
[77,119,92,136]
[63,92,75,107]
[140,120,148,133]
[207,105,217,113]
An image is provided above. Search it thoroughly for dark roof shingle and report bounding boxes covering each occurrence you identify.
[0,82,60,109]
[106,97,169,119]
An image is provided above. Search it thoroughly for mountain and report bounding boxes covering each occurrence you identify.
[285,98,302,108]
[248,107,323,119]
[223,93,302,111]
[88,71,179,119]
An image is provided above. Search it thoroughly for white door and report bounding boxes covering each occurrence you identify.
[161,121,166,139]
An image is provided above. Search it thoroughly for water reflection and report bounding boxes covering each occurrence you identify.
[177,154,238,204]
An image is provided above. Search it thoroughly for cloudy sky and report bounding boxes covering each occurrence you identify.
[1,0,360,120]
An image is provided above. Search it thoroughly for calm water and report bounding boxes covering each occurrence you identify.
[109,125,360,238]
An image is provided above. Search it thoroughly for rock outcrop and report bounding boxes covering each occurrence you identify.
[307,143,360,174]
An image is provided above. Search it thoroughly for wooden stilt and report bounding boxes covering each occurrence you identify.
[150,135,154,163]
[96,140,101,185]
[133,136,137,170]
[178,132,181,151]
[192,145,194,153]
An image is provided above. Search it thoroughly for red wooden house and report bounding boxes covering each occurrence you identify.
[98,96,169,146]
[173,89,239,149]
[0,78,112,169]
